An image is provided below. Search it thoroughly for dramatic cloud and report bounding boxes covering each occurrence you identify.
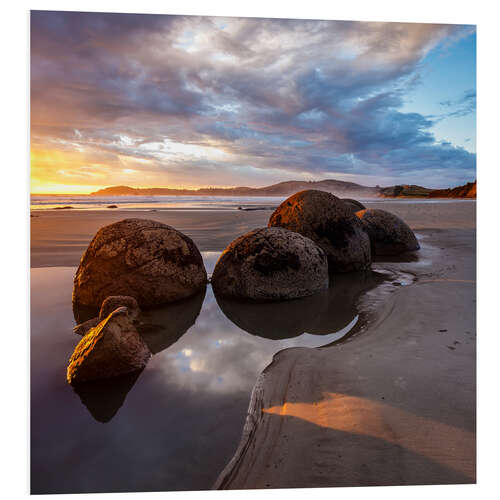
[30,11,476,191]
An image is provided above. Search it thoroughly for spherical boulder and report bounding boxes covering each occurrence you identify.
[268,190,371,273]
[211,227,328,301]
[355,209,420,255]
[341,198,366,214]
[73,219,207,308]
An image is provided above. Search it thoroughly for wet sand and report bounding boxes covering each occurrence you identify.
[30,200,475,268]
[30,200,476,489]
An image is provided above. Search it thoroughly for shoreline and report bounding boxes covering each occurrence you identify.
[214,227,476,488]
[30,201,475,268]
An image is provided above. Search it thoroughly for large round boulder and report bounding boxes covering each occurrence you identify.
[73,219,207,308]
[355,209,420,255]
[268,190,371,273]
[341,198,366,214]
[211,227,328,301]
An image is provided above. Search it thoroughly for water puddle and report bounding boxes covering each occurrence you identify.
[30,252,395,494]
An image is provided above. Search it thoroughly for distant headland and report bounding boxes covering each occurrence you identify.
[89,179,476,199]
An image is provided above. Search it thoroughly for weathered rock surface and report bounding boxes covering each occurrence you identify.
[72,218,207,308]
[73,295,141,336]
[67,307,151,384]
[99,295,140,322]
[212,227,328,301]
[356,209,420,255]
[268,190,371,273]
[341,198,366,213]
[73,317,100,336]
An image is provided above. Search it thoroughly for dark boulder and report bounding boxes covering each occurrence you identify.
[269,190,371,273]
[356,209,419,255]
[72,218,207,308]
[212,227,328,301]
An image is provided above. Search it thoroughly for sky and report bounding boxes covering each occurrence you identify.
[30,11,476,193]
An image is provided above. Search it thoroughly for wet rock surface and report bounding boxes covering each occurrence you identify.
[356,209,420,256]
[67,307,151,384]
[72,218,207,308]
[212,227,328,301]
[268,190,371,273]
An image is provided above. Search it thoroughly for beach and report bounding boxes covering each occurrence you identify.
[30,199,476,492]
[30,199,475,267]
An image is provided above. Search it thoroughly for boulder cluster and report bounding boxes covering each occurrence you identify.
[68,192,419,384]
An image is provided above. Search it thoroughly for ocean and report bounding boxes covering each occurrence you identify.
[30,194,476,211]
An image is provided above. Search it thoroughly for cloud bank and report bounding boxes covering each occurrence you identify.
[30,11,476,191]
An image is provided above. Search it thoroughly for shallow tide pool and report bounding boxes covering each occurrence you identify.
[30,253,384,494]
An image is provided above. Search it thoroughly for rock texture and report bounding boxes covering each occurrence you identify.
[268,190,371,273]
[73,317,100,336]
[356,209,419,255]
[341,198,366,213]
[99,295,140,322]
[72,218,207,308]
[212,227,328,301]
[67,307,151,384]
[73,295,141,336]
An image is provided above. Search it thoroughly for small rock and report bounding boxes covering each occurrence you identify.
[67,307,151,384]
[99,295,140,322]
[73,296,142,336]
[212,226,328,301]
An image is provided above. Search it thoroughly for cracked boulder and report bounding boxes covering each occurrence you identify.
[356,209,420,255]
[268,190,371,273]
[72,219,207,308]
[67,307,151,384]
[212,227,328,301]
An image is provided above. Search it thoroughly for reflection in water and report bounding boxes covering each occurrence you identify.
[72,370,144,423]
[308,271,386,335]
[138,287,206,354]
[215,292,327,339]
[73,301,99,324]
[216,271,385,339]
[31,256,389,494]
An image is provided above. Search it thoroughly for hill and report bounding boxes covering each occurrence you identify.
[91,179,379,198]
[428,181,476,199]
[378,184,434,198]
[91,179,476,199]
